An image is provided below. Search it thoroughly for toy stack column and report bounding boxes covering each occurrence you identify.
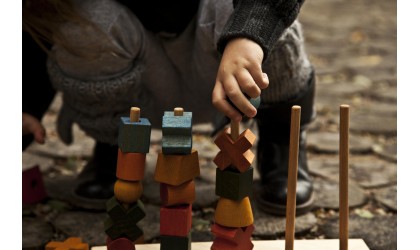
[104,107,151,250]
[211,119,256,250]
[154,107,200,250]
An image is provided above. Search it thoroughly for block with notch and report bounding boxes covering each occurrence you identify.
[162,110,192,155]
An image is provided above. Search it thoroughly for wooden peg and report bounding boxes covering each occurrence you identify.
[285,105,301,250]
[174,107,184,116]
[130,107,141,122]
[230,120,239,141]
[340,104,350,250]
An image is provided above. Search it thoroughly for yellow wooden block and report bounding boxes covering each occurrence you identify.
[154,150,200,186]
[214,197,253,228]
[114,180,143,204]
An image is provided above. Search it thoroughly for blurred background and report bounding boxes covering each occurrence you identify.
[22,0,397,249]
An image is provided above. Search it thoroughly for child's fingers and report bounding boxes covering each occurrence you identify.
[248,63,269,90]
[22,113,46,144]
[212,81,242,122]
[236,70,261,98]
[222,75,257,118]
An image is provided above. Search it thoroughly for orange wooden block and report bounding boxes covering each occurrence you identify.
[45,237,89,250]
[214,197,253,228]
[211,223,254,250]
[154,150,200,186]
[213,128,256,173]
[114,179,143,204]
[116,149,146,181]
[160,179,195,206]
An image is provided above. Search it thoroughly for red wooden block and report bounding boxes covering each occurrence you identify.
[106,237,135,250]
[211,224,254,250]
[213,129,256,172]
[45,237,89,250]
[160,179,195,206]
[160,204,192,237]
[22,165,47,205]
[116,149,146,181]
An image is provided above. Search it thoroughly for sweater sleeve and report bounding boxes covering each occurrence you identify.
[217,0,305,61]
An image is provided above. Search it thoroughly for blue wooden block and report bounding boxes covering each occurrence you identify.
[162,111,192,155]
[118,117,151,153]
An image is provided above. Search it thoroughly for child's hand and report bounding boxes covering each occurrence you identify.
[212,38,269,122]
[22,113,46,144]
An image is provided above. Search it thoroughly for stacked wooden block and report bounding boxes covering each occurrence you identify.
[211,122,257,250]
[154,108,200,250]
[104,107,151,250]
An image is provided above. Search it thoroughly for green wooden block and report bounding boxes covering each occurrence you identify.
[104,196,146,241]
[215,167,253,201]
[118,117,151,153]
[160,232,191,250]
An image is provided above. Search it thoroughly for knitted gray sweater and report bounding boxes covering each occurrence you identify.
[47,0,305,145]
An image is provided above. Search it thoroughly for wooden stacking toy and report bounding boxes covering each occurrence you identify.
[104,107,151,250]
[154,107,200,250]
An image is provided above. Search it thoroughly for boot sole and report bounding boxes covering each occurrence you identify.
[256,192,315,216]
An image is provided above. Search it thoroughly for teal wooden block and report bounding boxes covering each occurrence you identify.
[162,111,192,136]
[162,135,192,155]
[162,111,192,155]
[160,232,191,250]
[215,167,253,201]
[118,117,151,153]
[104,196,146,241]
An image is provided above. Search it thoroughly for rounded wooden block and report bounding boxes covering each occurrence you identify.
[106,237,135,250]
[215,197,253,228]
[160,179,196,206]
[116,149,146,181]
[154,150,200,186]
[114,180,143,204]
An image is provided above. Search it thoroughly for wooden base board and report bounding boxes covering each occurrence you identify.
[92,239,369,250]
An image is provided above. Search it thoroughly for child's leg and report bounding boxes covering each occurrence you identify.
[256,20,315,215]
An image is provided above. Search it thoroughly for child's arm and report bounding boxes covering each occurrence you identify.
[213,0,305,120]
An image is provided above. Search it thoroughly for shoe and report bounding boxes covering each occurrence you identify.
[255,70,316,216]
[74,142,118,200]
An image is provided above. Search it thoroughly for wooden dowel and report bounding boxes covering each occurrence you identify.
[285,106,301,250]
[339,104,350,250]
[130,107,141,122]
[174,107,184,116]
[230,120,240,141]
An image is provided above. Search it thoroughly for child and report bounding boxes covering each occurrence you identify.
[23,0,315,215]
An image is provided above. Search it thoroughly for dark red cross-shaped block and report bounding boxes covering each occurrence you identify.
[213,128,256,173]
[211,223,254,250]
